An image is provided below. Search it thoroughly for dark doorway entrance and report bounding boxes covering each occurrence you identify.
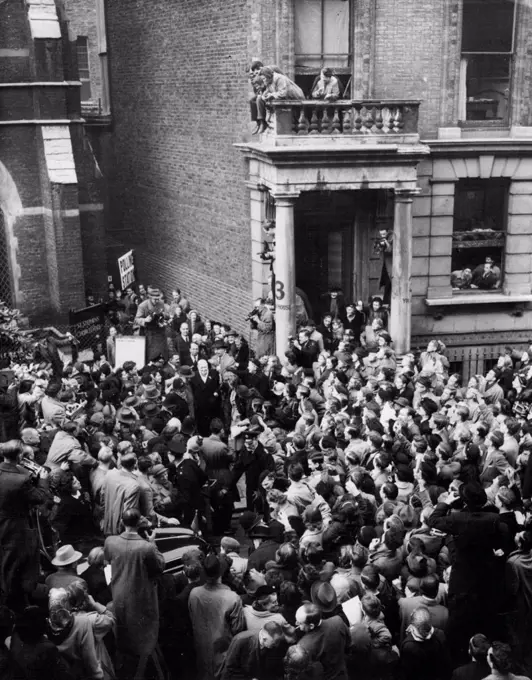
[295,191,356,319]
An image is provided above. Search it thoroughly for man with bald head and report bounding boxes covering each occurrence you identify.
[190,359,222,436]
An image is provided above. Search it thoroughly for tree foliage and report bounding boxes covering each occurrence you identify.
[0,300,32,362]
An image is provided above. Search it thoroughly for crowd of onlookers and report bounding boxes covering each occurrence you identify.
[1,282,532,680]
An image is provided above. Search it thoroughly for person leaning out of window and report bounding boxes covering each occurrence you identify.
[311,68,341,101]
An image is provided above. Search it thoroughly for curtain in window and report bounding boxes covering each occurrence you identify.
[295,0,350,68]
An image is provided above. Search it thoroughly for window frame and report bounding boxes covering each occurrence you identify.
[76,36,92,103]
[451,178,509,295]
[458,0,516,125]
[293,0,353,97]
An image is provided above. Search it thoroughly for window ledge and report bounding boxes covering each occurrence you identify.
[425,293,532,307]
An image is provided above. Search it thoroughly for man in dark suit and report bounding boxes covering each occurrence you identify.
[175,321,192,366]
[232,425,275,510]
[190,359,222,436]
[0,440,49,611]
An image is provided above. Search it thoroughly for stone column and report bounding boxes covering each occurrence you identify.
[273,192,299,358]
[390,188,418,355]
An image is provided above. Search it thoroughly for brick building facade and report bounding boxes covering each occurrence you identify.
[104,0,532,375]
[0,0,107,322]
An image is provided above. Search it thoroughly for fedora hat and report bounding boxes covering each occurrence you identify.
[51,544,82,567]
[150,463,168,478]
[310,580,338,613]
[178,366,194,378]
[213,339,228,350]
[142,402,160,419]
[117,406,137,424]
[123,395,141,409]
[143,385,160,401]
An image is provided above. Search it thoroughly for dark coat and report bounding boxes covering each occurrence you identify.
[175,334,192,366]
[104,530,165,656]
[174,458,208,507]
[0,461,49,604]
[220,630,287,680]
[400,628,451,680]
[247,539,281,572]
[427,502,508,642]
[190,373,221,436]
[232,441,275,509]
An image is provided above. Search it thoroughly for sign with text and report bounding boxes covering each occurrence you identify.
[118,250,135,289]
[114,336,146,370]
[69,304,105,356]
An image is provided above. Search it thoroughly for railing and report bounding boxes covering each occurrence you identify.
[269,99,420,137]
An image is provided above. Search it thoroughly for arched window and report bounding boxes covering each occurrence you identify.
[0,211,13,305]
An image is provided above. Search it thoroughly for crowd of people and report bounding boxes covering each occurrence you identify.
[1,281,532,680]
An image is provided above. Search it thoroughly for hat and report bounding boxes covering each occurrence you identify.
[117,407,137,424]
[394,396,410,409]
[243,424,262,438]
[150,463,168,478]
[310,580,338,613]
[237,385,251,399]
[178,366,194,378]
[240,510,261,533]
[89,412,105,426]
[254,585,275,599]
[249,522,271,539]
[51,544,82,567]
[272,382,285,396]
[181,416,196,436]
[123,395,141,409]
[224,330,237,338]
[142,402,160,418]
[213,339,228,350]
[143,385,160,401]
[168,438,187,455]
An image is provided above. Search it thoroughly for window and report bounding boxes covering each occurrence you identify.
[459,0,515,123]
[294,0,351,96]
[451,179,508,292]
[76,37,92,102]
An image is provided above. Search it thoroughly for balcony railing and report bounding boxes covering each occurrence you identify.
[267,99,420,139]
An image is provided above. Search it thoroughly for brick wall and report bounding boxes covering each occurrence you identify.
[106,0,259,334]
[372,0,445,138]
[62,0,103,110]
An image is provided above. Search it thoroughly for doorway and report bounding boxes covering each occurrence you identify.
[294,190,391,320]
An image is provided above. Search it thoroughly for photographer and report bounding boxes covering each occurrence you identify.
[248,298,275,358]
[426,482,509,662]
[0,439,49,611]
[374,229,394,305]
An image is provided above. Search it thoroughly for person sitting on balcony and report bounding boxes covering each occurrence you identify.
[254,67,304,134]
[249,60,284,135]
[310,68,341,101]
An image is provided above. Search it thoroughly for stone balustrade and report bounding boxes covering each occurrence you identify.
[268,99,420,138]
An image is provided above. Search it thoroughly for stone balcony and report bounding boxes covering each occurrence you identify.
[261,99,421,147]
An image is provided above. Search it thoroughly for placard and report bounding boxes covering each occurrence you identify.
[69,304,105,357]
[114,336,145,369]
[118,250,135,289]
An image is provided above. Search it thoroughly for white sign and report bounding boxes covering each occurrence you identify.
[114,336,146,370]
[118,250,135,289]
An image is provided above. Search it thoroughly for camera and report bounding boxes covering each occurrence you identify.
[245,308,260,323]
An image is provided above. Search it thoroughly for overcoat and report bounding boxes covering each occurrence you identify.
[0,461,48,603]
[190,373,221,436]
[104,530,165,656]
